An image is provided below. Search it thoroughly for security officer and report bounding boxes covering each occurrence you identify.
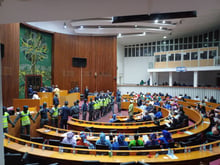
[34,102,50,128]
[88,98,94,121]
[81,99,88,120]
[2,106,14,133]
[50,102,59,127]
[14,105,35,135]
[71,101,79,119]
[60,101,70,129]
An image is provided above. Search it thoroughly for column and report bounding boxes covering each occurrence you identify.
[193,71,198,87]
[169,72,173,86]
[0,48,4,165]
[150,72,153,86]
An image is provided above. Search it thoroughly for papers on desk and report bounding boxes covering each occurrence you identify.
[165,123,171,127]
[184,131,194,135]
[166,154,178,159]
[44,129,51,133]
[87,136,96,140]
[61,132,68,137]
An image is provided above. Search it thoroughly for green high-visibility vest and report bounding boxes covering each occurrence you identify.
[52,107,59,117]
[21,111,30,126]
[3,112,9,128]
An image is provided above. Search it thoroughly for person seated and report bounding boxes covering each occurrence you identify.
[158,130,174,148]
[194,96,200,101]
[155,108,162,119]
[209,96,216,103]
[109,114,117,123]
[206,122,220,137]
[141,111,152,121]
[61,132,76,147]
[154,100,160,106]
[146,104,153,112]
[32,91,40,99]
[77,131,94,149]
[129,135,144,149]
[164,101,171,110]
[145,133,159,147]
[112,134,128,150]
[96,132,112,149]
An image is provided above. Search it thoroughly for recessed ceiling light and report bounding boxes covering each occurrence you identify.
[143,32,146,36]
[134,25,138,28]
[154,19,159,23]
[162,20,166,24]
[63,22,67,29]
[159,26,162,29]
[117,33,122,38]
[163,36,167,39]
[79,25,84,29]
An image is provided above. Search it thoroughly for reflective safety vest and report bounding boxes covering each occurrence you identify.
[52,107,59,118]
[99,99,104,107]
[104,98,107,107]
[21,111,31,126]
[3,112,9,128]
[97,100,100,109]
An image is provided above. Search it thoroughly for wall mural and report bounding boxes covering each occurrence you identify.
[19,25,52,98]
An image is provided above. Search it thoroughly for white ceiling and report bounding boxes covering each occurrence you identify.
[1,0,220,45]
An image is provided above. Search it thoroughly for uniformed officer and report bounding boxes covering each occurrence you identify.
[88,98,94,121]
[50,102,59,127]
[34,102,50,128]
[81,99,88,120]
[2,106,14,133]
[71,101,79,119]
[14,105,35,135]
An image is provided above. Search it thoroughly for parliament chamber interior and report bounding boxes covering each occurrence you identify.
[1,0,220,165]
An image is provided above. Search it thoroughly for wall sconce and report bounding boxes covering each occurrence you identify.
[94,72,97,77]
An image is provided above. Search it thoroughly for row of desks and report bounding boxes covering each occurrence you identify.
[4,133,220,165]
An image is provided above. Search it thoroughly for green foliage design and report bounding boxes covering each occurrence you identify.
[20,30,48,74]
[19,26,52,98]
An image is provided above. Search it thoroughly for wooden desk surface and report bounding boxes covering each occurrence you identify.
[38,118,210,141]
[4,136,220,165]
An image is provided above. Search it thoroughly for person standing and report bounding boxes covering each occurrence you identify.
[53,85,60,98]
[53,93,59,106]
[71,101,79,119]
[28,85,33,98]
[82,99,88,120]
[14,105,35,135]
[128,100,134,119]
[34,102,50,128]
[50,102,59,127]
[116,93,121,113]
[84,86,89,100]
[2,107,14,133]
[88,98,94,121]
[60,101,70,129]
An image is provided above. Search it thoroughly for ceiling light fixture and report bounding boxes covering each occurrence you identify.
[79,25,84,29]
[163,36,167,39]
[162,20,166,24]
[143,32,146,36]
[63,22,67,29]
[154,19,159,23]
[134,25,138,28]
[117,33,122,38]
[159,26,162,29]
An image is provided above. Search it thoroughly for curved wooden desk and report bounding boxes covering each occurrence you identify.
[67,107,206,134]
[38,115,210,142]
[4,134,220,165]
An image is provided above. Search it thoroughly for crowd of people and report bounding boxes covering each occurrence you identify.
[2,88,220,153]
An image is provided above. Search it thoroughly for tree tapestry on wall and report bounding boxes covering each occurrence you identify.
[19,25,52,98]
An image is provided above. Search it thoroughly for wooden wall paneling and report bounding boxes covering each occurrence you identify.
[0,23,20,106]
[53,34,117,94]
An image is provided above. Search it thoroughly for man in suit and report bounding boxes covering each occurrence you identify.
[60,101,70,129]
[84,86,89,99]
